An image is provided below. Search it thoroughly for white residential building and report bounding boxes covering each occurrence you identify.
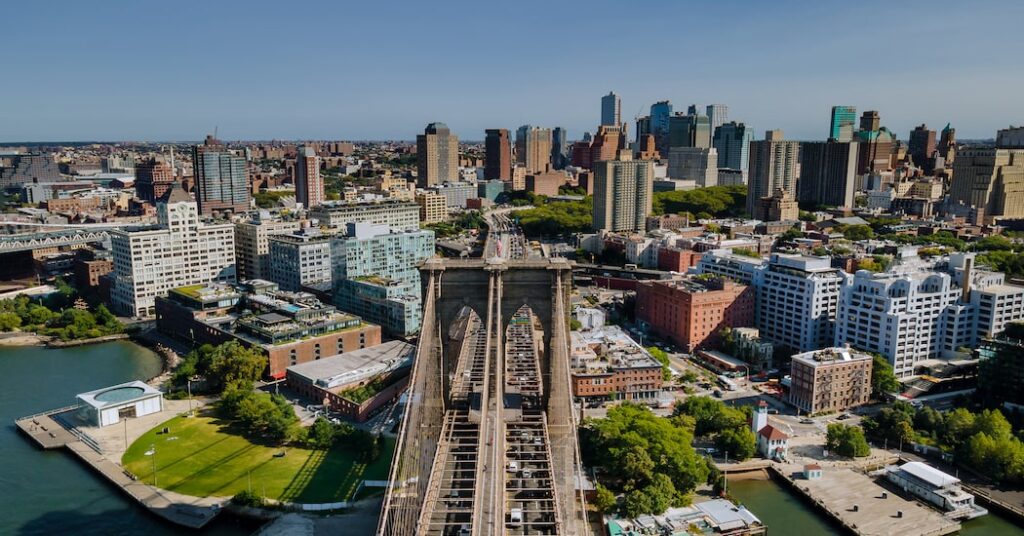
[268,228,333,291]
[110,186,236,317]
[308,199,420,231]
[835,249,1024,378]
[754,254,844,352]
[694,248,766,284]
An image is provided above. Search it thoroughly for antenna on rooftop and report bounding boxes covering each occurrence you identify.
[214,126,219,142]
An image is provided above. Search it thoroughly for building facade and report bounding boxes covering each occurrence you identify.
[789,347,872,414]
[829,106,857,142]
[109,186,236,317]
[193,135,250,215]
[592,152,654,232]
[268,229,333,291]
[754,254,843,352]
[712,122,753,184]
[516,125,553,173]
[234,217,301,281]
[484,128,512,181]
[416,122,459,187]
[309,199,420,230]
[798,141,859,209]
[635,276,755,353]
[295,145,324,209]
[747,130,799,219]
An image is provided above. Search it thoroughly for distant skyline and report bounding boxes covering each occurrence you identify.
[3,1,1023,143]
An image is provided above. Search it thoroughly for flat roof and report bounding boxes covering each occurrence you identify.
[77,380,161,409]
[898,461,959,488]
[287,340,415,390]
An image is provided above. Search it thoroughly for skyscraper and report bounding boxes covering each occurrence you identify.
[747,130,799,219]
[484,128,511,181]
[668,113,711,149]
[949,126,1024,225]
[551,127,568,169]
[650,101,673,156]
[601,92,621,126]
[592,151,654,233]
[939,123,957,164]
[798,141,859,208]
[515,125,552,173]
[295,145,324,209]
[193,134,250,216]
[705,104,728,133]
[416,122,459,188]
[908,124,937,168]
[712,122,754,183]
[588,124,626,168]
[859,111,881,132]
[829,106,857,142]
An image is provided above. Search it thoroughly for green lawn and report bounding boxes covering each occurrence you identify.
[121,413,394,503]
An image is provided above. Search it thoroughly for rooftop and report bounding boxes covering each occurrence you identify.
[77,380,161,409]
[287,340,415,391]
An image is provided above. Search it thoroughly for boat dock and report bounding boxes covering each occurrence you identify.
[15,403,224,530]
[770,464,960,536]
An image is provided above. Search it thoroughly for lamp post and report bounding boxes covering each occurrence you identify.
[123,417,128,452]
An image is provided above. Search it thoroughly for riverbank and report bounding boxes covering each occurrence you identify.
[0,332,51,346]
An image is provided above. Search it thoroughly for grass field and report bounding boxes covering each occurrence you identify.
[121,413,394,503]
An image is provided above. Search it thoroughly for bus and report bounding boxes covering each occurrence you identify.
[717,374,739,392]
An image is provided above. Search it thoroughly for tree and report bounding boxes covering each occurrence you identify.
[870,354,900,397]
[715,427,756,461]
[646,346,672,381]
[842,225,874,241]
[207,341,266,390]
[592,484,617,513]
[675,396,746,436]
[826,424,871,457]
[942,408,977,448]
[0,312,22,331]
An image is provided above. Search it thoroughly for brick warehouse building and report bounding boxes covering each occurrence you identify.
[635,275,754,352]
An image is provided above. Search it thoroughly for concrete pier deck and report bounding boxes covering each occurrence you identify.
[15,409,78,449]
[773,464,960,536]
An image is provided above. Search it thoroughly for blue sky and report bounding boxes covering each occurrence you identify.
[3,0,1022,142]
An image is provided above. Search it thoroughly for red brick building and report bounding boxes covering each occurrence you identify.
[635,276,754,352]
[657,247,699,273]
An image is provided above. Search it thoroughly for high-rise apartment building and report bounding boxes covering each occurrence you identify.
[332,223,434,336]
[712,122,753,184]
[234,217,302,281]
[949,127,1024,225]
[135,157,176,203]
[635,275,754,353]
[308,199,420,231]
[798,141,859,208]
[705,104,728,134]
[829,106,857,142]
[515,125,553,172]
[667,147,718,187]
[908,124,937,168]
[416,122,459,188]
[592,152,654,232]
[109,185,236,317]
[747,130,799,219]
[669,113,711,149]
[295,145,324,209]
[484,128,512,181]
[193,135,250,216]
[268,228,332,291]
[601,92,621,126]
[754,254,843,352]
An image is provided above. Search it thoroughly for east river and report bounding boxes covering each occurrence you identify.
[0,342,257,536]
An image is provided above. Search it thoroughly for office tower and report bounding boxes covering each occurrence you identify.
[650,100,673,156]
[635,275,754,352]
[135,157,175,203]
[234,217,302,280]
[592,151,654,232]
[588,124,626,167]
[551,127,568,169]
[308,199,420,230]
[798,141,859,208]
[601,92,621,126]
[859,110,880,132]
[829,106,857,142]
[668,113,711,149]
[939,123,957,163]
[712,122,754,183]
[635,116,651,143]
[705,104,728,133]
[484,128,512,181]
[192,135,250,216]
[0,152,63,188]
[332,223,434,336]
[667,147,718,187]
[416,122,459,188]
[908,124,937,168]
[754,253,843,352]
[949,126,1024,224]
[109,185,236,317]
[515,125,553,172]
[746,130,799,219]
[269,227,332,291]
[294,146,324,209]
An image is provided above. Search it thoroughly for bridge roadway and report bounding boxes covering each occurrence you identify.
[0,221,135,253]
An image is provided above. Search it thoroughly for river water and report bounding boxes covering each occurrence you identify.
[0,342,258,536]
[729,475,1024,536]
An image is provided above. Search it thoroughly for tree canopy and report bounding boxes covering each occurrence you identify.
[651,185,747,219]
[516,197,592,236]
[870,354,900,398]
[825,423,871,457]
